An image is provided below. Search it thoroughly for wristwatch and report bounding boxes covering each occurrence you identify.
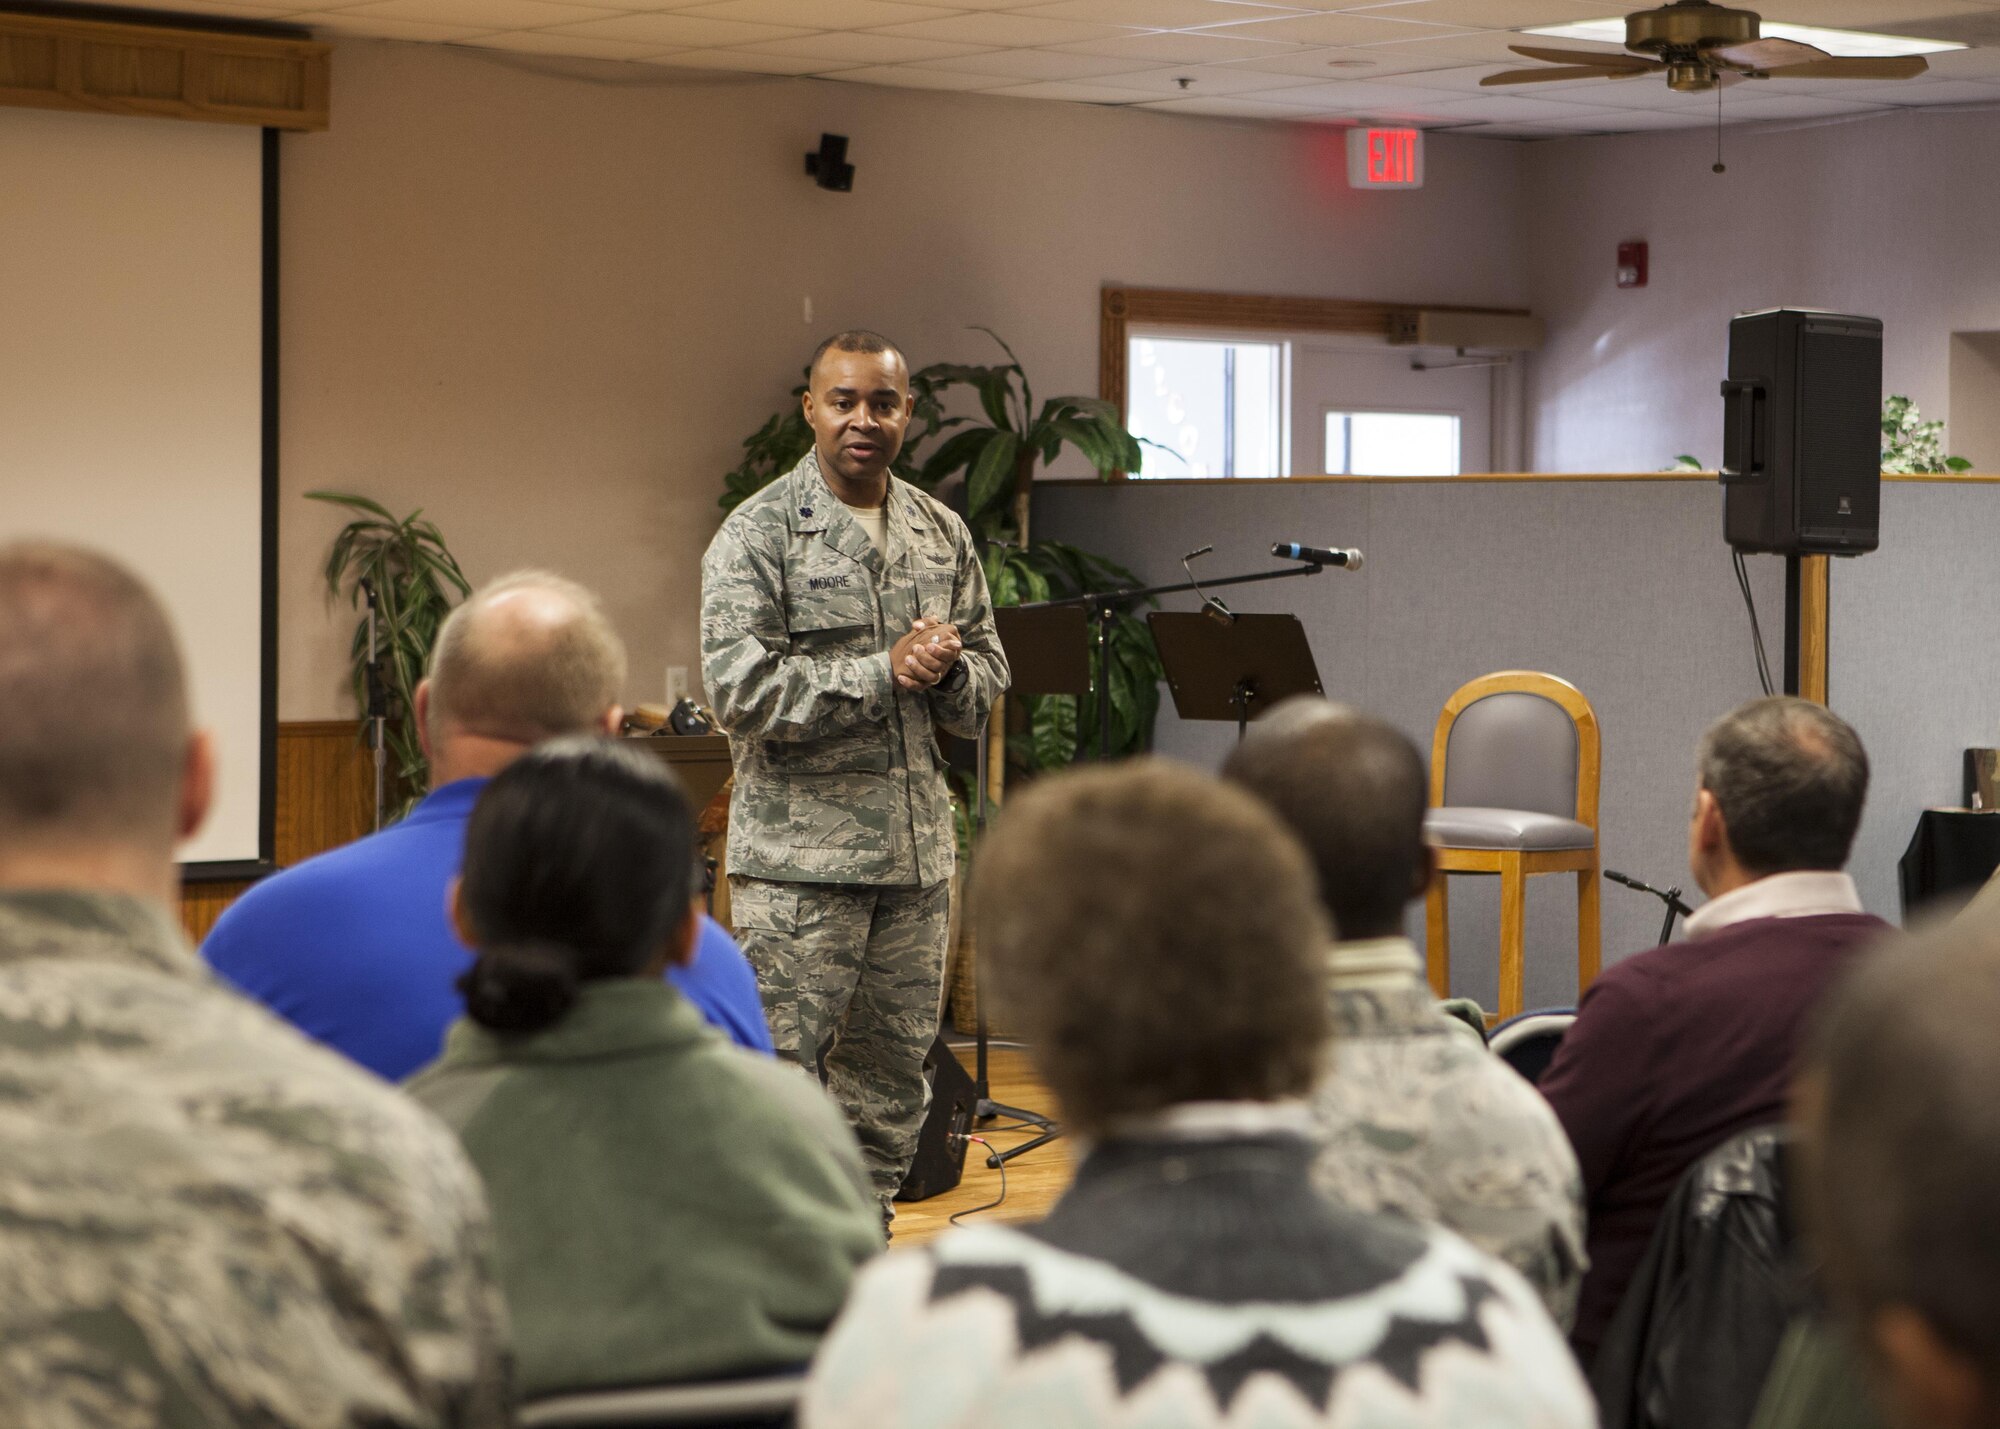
[936,660,969,694]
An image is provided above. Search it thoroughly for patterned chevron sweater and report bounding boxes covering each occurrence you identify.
[804,1132,1593,1428]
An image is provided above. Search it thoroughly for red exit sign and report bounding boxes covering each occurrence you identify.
[1346,126,1424,189]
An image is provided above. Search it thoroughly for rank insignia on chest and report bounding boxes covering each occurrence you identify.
[807,574,851,590]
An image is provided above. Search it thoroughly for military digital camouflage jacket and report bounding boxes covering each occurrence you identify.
[700,451,1008,887]
[1309,936,1589,1330]
[0,888,513,1428]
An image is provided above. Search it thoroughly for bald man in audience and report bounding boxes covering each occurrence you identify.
[1539,695,1890,1366]
[206,571,771,1079]
[1223,697,1587,1328]
[0,540,510,1424]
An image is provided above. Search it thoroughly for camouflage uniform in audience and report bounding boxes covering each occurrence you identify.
[1310,942,1588,1328]
[0,889,512,1428]
[701,450,1007,1203]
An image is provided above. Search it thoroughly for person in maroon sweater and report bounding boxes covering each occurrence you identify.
[1539,696,1893,1365]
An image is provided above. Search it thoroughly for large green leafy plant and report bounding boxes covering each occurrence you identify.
[719,329,1163,778]
[308,491,471,819]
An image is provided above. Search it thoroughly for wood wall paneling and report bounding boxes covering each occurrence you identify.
[0,11,328,131]
[178,720,374,941]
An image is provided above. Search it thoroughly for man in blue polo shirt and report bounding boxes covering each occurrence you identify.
[205,571,770,1081]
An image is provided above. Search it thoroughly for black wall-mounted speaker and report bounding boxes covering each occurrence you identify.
[1721,308,1882,555]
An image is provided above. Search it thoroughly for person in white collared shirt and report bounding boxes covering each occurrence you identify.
[1537,696,1893,1365]
[1223,698,1588,1329]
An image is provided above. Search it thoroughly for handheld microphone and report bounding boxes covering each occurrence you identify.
[1272,541,1364,571]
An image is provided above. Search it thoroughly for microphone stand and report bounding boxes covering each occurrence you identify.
[360,578,389,832]
[1017,559,1336,761]
[1604,868,1694,946]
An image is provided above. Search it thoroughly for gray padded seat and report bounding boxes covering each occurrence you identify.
[1425,806,1594,851]
[1438,691,1579,817]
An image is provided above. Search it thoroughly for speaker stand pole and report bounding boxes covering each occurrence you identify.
[1782,553,1802,698]
[969,715,1061,1167]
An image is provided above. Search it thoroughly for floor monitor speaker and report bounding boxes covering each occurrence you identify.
[1721,308,1882,555]
[894,1036,975,1202]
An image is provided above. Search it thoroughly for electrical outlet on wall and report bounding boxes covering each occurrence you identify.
[666,666,690,704]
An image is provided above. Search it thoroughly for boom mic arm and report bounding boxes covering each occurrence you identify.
[1272,541,1364,570]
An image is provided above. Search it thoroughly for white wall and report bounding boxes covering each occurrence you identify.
[279,41,1530,719]
[1522,107,2000,473]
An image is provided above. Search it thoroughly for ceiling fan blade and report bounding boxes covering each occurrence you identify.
[1763,54,1930,80]
[1482,64,1649,85]
[1507,43,1658,70]
[1707,37,1831,69]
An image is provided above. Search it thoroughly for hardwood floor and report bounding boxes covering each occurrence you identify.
[892,1044,1073,1246]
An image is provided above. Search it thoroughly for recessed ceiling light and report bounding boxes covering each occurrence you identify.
[1522,16,1965,58]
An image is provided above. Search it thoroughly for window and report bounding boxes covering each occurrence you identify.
[1324,410,1461,476]
[1126,336,1286,478]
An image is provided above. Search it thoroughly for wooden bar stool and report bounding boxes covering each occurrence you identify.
[1423,671,1602,1020]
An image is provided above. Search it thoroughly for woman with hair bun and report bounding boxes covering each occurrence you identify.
[407,736,882,1402]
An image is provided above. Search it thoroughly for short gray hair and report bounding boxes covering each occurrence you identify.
[1696,697,1867,875]
[1805,920,2000,1382]
[426,571,626,748]
[0,542,188,846]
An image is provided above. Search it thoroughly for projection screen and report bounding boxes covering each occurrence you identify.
[0,105,272,872]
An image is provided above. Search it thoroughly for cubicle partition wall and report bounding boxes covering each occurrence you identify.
[1035,474,1782,1011]
[1833,479,2000,923]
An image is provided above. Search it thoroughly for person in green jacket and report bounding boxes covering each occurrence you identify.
[407,737,883,1403]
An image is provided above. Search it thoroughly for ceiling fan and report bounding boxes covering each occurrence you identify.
[1482,1,1930,93]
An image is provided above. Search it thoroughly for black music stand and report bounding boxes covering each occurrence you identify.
[1147,611,1324,742]
[963,606,1088,1167]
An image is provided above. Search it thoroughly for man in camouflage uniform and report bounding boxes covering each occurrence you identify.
[701,331,1007,1210]
[0,541,512,1427]
[1223,698,1588,1328]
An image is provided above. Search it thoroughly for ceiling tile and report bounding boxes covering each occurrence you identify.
[1399,91,1628,120]
[1751,0,1996,24]
[659,45,865,69]
[1765,77,2000,106]
[1453,123,1561,138]
[1925,47,2000,80]
[1053,28,1308,62]
[1206,42,1470,77]
[1389,61,1612,91]
[1136,93,1314,116]
[1093,63,1335,93]
[1360,28,1600,63]
[298,11,498,38]
[828,62,1016,86]
[342,0,625,26]
[1357,0,1621,26]
[1198,12,1466,46]
[867,12,1133,44]
[543,11,812,41]
[925,47,1157,77]
[1725,93,1902,117]
[477,28,665,55]
[1565,107,1716,129]
[736,30,992,59]
[983,77,1157,100]
[1012,0,1306,28]
[676,0,960,24]
[1250,75,1484,106]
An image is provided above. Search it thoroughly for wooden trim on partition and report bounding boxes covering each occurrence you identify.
[1800,554,1829,705]
[1041,471,1719,486]
[1882,472,2000,482]
[1099,285,1532,431]
[0,10,328,131]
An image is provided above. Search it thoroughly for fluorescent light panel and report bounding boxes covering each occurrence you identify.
[1522,16,1964,57]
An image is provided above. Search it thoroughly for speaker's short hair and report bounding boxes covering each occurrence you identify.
[1697,697,1868,876]
[425,571,625,748]
[971,759,1331,1134]
[808,330,904,382]
[0,542,189,846]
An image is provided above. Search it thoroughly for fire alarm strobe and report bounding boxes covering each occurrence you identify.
[1346,127,1424,189]
[1617,240,1649,288]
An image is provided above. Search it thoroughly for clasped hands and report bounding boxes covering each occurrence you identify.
[890,617,963,690]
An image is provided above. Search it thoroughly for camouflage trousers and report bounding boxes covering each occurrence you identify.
[728,875,949,1205]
